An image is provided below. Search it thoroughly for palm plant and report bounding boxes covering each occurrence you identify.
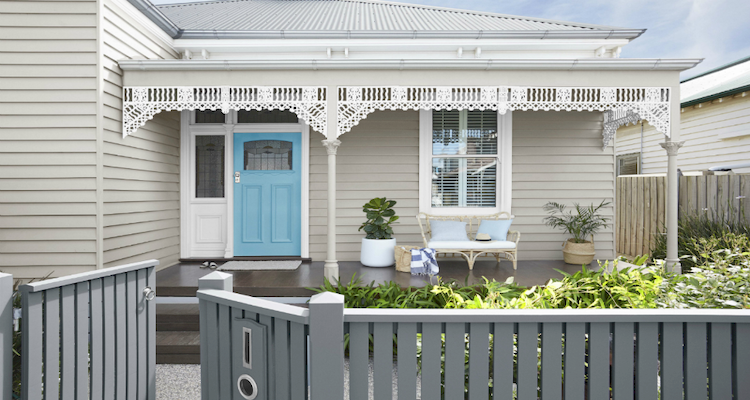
[543,200,610,243]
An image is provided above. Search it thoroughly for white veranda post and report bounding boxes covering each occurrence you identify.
[661,140,684,273]
[322,139,341,282]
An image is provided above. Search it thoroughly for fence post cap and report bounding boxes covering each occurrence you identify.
[198,271,233,291]
[309,291,344,304]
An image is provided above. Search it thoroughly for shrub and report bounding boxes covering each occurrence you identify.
[651,210,750,269]
[657,244,750,309]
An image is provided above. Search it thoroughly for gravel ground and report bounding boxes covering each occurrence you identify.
[156,359,419,400]
[156,364,201,400]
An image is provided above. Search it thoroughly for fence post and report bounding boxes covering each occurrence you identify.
[309,292,345,400]
[0,273,11,400]
[198,272,233,400]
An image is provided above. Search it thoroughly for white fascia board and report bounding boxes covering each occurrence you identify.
[173,38,631,54]
[119,58,702,71]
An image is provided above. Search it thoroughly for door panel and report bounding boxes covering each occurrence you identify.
[234,132,301,256]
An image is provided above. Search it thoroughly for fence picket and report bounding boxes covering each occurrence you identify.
[218,305,232,400]
[709,323,732,400]
[147,266,156,400]
[75,281,89,400]
[60,284,76,400]
[0,274,10,400]
[588,322,610,400]
[137,270,148,400]
[274,318,290,400]
[636,322,658,400]
[468,323,490,400]
[612,322,634,400]
[735,323,750,398]
[420,323,442,400]
[517,323,538,400]
[493,323,514,400]
[684,322,708,400]
[103,276,116,400]
[289,322,307,400]
[115,275,127,400]
[444,323,465,400]
[563,323,585,400]
[540,322,562,400]
[660,322,683,400]
[348,322,369,400]
[22,290,43,400]
[643,178,651,256]
[126,272,137,400]
[205,302,219,400]
[636,175,644,254]
[707,175,718,214]
[44,288,61,400]
[397,323,418,400]
[259,314,275,400]
[373,322,393,400]
[630,177,638,256]
[90,279,104,400]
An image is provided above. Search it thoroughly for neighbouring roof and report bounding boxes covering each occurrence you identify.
[681,56,750,107]
[131,0,644,39]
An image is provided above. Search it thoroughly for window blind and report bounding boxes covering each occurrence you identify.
[430,109,499,208]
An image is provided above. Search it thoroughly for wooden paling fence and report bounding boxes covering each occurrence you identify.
[617,173,750,258]
[199,272,750,400]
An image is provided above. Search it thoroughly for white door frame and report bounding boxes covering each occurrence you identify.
[180,110,310,259]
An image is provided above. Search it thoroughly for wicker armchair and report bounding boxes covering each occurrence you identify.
[416,212,520,270]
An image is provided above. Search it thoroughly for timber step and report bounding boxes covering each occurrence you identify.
[157,304,199,331]
[156,331,200,364]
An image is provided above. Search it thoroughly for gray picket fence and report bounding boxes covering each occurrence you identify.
[1,273,11,400]
[18,259,159,400]
[199,272,750,400]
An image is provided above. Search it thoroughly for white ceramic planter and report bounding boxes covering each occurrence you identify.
[360,238,397,267]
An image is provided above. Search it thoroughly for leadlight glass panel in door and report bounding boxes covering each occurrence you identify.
[195,136,225,198]
[244,140,293,170]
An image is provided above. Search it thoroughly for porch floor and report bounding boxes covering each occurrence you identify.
[156,258,592,297]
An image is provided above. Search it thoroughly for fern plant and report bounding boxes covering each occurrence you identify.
[543,200,610,243]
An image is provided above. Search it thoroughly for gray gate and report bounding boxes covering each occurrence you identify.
[20,259,159,400]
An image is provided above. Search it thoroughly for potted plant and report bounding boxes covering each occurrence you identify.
[543,200,610,265]
[359,197,399,267]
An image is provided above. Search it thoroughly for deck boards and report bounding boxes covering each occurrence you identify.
[156,259,587,297]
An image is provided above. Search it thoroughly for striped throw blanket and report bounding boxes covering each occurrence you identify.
[410,248,439,276]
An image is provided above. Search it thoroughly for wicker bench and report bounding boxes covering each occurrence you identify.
[416,212,520,270]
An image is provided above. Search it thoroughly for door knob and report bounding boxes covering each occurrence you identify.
[235,172,241,183]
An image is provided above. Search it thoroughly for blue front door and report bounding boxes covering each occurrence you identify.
[234,132,301,256]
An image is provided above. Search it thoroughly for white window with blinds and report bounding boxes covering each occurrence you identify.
[419,109,512,215]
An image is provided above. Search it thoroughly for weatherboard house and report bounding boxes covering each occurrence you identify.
[1,0,699,280]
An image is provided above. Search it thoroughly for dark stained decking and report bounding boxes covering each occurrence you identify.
[156,258,592,297]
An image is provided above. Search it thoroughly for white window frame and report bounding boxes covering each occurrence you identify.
[419,109,512,216]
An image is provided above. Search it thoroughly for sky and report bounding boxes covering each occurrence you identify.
[149,0,750,79]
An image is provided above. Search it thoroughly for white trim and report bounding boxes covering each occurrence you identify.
[181,111,310,258]
[418,109,512,216]
[119,58,701,72]
[108,0,176,50]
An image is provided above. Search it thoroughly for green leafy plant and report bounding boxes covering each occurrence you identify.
[358,197,399,239]
[651,210,750,269]
[543,200,610,243]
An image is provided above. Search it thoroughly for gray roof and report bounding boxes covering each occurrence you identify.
[155,0,625,33]
[681,69,750,106]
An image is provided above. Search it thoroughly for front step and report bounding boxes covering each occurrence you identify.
[157,304,200,364]
[156,331,200,364]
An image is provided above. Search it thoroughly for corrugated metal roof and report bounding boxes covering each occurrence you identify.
[681,57,750,106]
[156,0,618,32]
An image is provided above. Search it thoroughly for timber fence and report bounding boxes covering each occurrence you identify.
[198,272,750,400]
[616,173,750,258]
[14,259,159,400]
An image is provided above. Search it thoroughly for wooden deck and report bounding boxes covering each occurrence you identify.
[156,258,591,297]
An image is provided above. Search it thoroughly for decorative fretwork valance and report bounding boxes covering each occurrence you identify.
[337,86,671,148]
[122,86,327,137]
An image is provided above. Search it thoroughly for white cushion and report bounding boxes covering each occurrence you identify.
[428,240,516,250]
